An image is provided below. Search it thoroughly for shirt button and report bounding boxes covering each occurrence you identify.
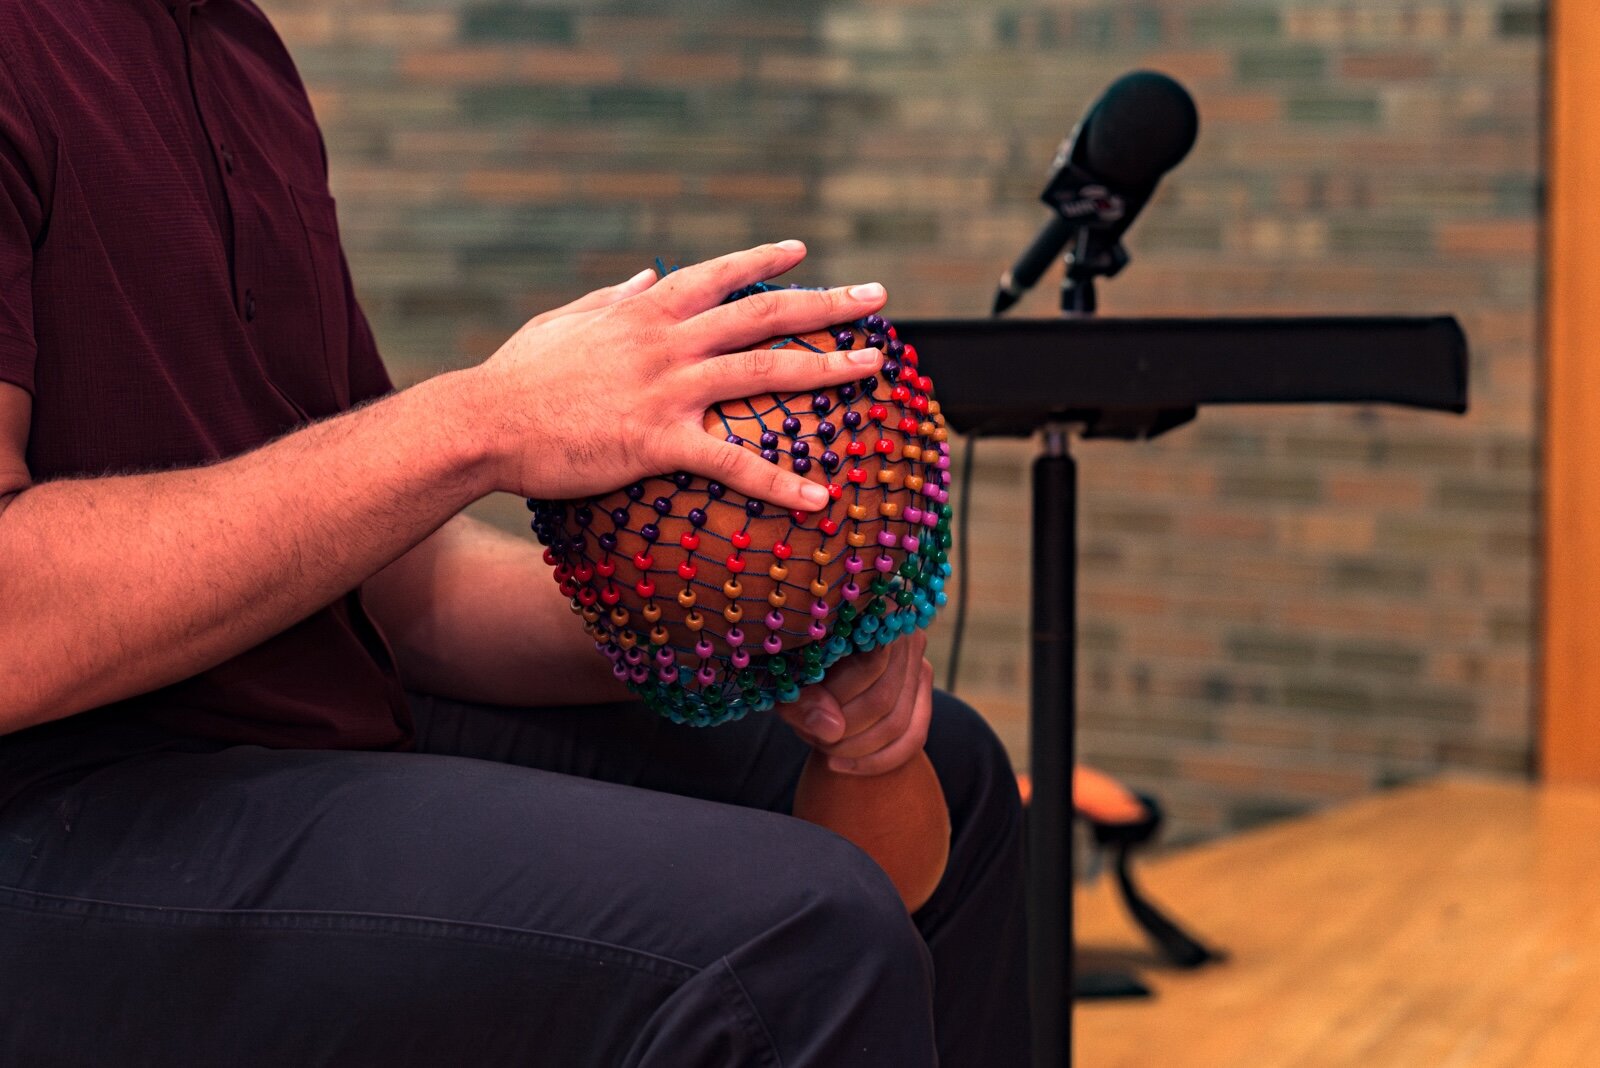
[244,289,256,321]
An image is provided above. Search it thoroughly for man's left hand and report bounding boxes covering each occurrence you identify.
[777,631,934,777]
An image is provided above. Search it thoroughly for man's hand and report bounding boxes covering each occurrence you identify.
[778,632,934,777]
[466,240,888,513]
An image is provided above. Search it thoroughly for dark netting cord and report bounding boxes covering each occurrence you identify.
[528,281,953,727]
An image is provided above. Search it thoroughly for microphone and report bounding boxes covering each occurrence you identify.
[993,71,1199,315]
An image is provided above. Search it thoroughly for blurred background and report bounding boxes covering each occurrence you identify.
[258,0,1540,847]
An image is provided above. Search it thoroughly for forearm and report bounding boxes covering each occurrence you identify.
[363,514,629,708]
[0,369,497,732]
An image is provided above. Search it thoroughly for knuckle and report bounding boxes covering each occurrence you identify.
[742,348,779,379]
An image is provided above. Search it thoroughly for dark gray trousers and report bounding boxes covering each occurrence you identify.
[0,691,1029,1066]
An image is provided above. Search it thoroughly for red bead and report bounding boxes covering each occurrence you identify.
[891,385,911,403]
[868,404,888,422]
[542,548,558,566]
[911,395,929,413]
[898,417,918,434]
[559,580,578,598]
[846,440,867,457]
[827,483,844,500]
[577,587,598,607]
[875,438,894,454]
[636,578,656,598]
[554,565,572,582]
[596,560,616,578]
[727,554,746,573]
[677,561,697,581]
[633,552,653,571]
[903,343,918,366]
[789,509,807,525]
[917,375,932,392]
[731,530,752,550]
[888,325,898,340]
[575,563,594,582]
[820,518,840,535]
[847,467,867,483]
[600,586,621,605]
[773,542,793,560]
[679,532,700,551]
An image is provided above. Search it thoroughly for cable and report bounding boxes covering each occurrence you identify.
[943,434,975,694]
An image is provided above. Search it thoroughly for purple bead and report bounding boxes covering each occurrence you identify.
[745,499,764,518]
[598,532,618,552]
[759,430,780,449]
[883,360,901,380]
[791,440,810,458]
[640,523,660,542]
[688,508,708,527]
[864,315,886,333]
[817,421,837,442]
[653,496,672,515]
[763,634,784,654]
[725,433,742,445]
[887,339,905,358]
[601,643,623,661]
[760,448,779,463]
[866,332,886,349]
[842,411,863,430]
[833,329,855,350]
[672,471,692,489]
[821,450,841,471]
[781,416,802,437]
[792,457,812,475]
[706,481,725,499]
[811,394,832,415]
[861,375,879,394]
[574,507,593,528]
[612,662,629,680]
[838,384,858,403]
[610,507,630,527]
[625,483,645,501]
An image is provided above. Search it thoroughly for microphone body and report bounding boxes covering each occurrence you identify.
[993,71,1198,315]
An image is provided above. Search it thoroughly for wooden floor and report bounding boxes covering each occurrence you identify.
[1073,777,1600,1067]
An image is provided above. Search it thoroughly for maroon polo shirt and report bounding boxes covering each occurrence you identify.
[0,0,412,749]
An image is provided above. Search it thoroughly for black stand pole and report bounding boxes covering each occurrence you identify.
[1029,427,1077,1068]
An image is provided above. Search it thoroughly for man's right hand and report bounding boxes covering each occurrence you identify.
[466,240,888,513]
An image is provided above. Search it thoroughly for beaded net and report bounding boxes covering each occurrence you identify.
[528,281,954,726]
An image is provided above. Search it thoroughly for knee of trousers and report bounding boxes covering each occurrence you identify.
[925,689,1024,841]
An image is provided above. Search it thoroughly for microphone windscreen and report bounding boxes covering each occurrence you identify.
[1080,71,1199,190]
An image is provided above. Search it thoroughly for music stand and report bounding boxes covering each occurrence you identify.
[898,314,1469,1067]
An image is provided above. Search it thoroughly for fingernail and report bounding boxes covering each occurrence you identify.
[623,267,655,287]
[799,482,829,509]
[804,708,838,737]
[847,346,881,366]
[848,282,885,301]
[777,239,805,252]
[829,756,857,774]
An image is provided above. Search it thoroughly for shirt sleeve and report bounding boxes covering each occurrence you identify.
[0,60,46,396]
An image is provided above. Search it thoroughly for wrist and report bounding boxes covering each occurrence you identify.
[411,368,505,502]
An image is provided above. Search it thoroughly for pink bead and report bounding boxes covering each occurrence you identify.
[810,599,830,618]
[655,648,675,667]
[695,639,714,658]
[845,555,865,574]
[901,534,919,552]
[876,529,897,548]
[923,511,939,527]
[764,610,784,630]
[808,621,827,640]
[905,507,924,525]
[657,666,676,683]
[696,665,717,685]
[874,553,895,573]
[731,648,751,669]
[842,581,861,601]
[763,634,783,654]
[727,627,745,646]
[612,663,629,679]
[629,665,649,684]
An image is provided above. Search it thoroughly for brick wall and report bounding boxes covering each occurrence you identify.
[262,0,1543,844]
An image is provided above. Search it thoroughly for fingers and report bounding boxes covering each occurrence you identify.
[689,345,883,402]
[688,283,889,356]
[525,268,656,329]
[667,426,831,513]
[825,639,923,762]
[779,688,846,747]
[820,641,895,710]
[650,241,809,320]
[832,659,935,776]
